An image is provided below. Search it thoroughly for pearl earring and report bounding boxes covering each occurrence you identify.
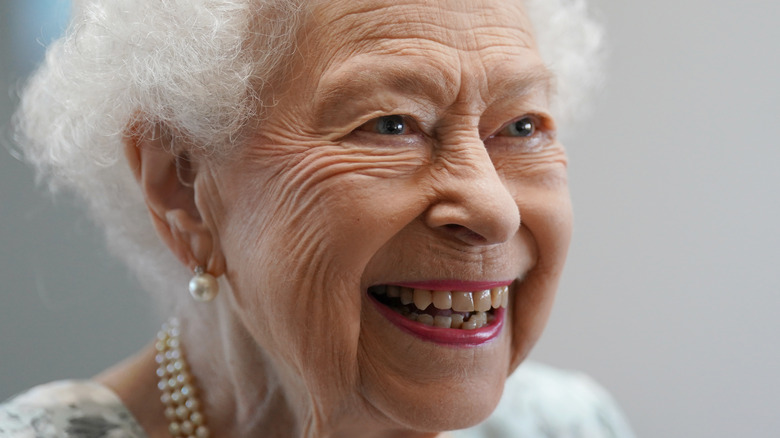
[188,266,218,302]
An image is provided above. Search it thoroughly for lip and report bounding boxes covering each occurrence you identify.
[392,280,513,291]
[368,291,506,347]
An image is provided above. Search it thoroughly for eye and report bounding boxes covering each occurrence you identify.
[358,115,410,135]
[498,116,536,137]
[486,114,555,153]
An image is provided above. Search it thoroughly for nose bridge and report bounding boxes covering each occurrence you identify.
[426,136,521,245]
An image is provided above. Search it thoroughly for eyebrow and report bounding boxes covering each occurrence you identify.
[487,64,555,102]
[313,60,554,121]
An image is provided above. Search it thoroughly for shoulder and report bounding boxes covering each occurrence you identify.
[453,362,636,438]
[0,380,147,438]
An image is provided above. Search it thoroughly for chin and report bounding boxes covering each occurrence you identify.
[363,361,509,432]
[356,297,514,433]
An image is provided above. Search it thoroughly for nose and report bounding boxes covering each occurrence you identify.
[424,143,520,246]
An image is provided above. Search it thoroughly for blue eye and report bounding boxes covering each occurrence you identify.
[374,115,407,135]
[501,117,535,137]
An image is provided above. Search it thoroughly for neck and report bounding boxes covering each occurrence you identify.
[101,300,454,438]
[177,300,298,437]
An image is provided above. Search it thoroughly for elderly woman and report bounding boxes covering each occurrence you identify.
[1,0,634,437]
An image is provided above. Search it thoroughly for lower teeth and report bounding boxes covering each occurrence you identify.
[397,307,490,330]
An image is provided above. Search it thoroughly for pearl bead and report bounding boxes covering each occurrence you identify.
[181,420,194,435]
[176,405,190,420]
[188,271,219,302]
[190,412,203,426]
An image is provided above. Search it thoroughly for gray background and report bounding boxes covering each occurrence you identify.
[1,1,778,437]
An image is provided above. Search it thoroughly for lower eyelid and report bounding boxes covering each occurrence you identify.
[347,129,425,146]
[486,132,552,152]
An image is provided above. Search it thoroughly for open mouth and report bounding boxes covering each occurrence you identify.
[367,285,509,330]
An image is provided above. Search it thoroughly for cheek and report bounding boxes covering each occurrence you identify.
[219,142,426,270]
[503,161,572,369]
[497,145,572,260]
[213,142,432,388]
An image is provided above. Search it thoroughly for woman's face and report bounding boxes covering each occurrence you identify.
[204,0,571,431]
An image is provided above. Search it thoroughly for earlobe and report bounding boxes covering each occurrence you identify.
[123,123,225,278]
[165,209,225,276]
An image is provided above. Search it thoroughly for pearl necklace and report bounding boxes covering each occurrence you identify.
[155,318,211,438]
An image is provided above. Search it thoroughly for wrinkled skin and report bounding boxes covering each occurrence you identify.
[119,0,572,437]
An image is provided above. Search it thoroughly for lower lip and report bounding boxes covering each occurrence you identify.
[369,295,505,347]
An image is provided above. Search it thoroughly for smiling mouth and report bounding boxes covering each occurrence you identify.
[367,285,509,330]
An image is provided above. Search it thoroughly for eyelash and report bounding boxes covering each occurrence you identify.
[356,115,418,136]
[496,116,537,138]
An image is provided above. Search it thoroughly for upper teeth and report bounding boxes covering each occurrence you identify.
[383,285,509,312]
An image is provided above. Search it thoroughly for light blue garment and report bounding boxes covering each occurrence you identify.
[0,380,146,438]
[453,362,635,438]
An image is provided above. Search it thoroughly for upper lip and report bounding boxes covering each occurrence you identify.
[383,280,513,291]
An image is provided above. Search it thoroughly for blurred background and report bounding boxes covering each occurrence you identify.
[1,1,778,437]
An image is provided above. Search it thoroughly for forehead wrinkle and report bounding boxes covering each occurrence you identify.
[314,60,460,117]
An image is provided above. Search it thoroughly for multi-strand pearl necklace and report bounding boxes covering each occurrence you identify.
[155,318,211,438]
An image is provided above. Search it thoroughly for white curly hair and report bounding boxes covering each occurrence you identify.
[14,0,604,314]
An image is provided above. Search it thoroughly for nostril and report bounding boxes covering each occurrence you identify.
[443,224,487,244]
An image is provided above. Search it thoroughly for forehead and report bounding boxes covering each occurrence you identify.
[310,0,536,50]
[296,0,544,98]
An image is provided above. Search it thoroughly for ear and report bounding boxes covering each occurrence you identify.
[124,124,225,277]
